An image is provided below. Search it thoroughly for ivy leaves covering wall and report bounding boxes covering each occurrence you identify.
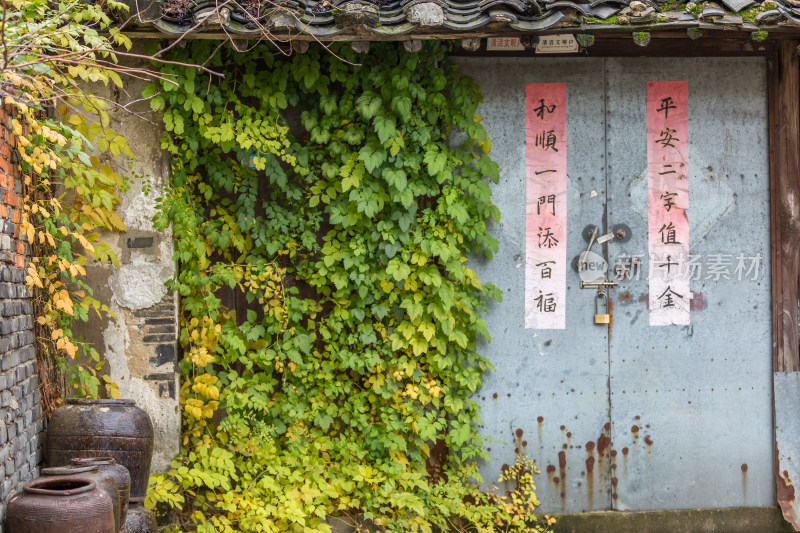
[5,0,132,402]
[148,41,548,532]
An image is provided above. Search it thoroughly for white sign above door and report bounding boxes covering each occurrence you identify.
[536,34,579,54]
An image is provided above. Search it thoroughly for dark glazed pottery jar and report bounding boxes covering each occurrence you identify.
[120,503,157,533]
[6,477,115,533]
[46,399,154,502]
[71,457,131,525]
[41,465,121,532]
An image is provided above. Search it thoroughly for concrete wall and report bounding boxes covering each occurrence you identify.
[72,56,180,473]
[0,106,45,528]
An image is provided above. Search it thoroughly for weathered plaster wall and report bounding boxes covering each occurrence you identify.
[72,53,179,473]
[0,106,45,529]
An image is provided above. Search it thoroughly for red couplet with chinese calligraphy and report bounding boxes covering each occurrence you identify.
[647,81,690,326]
[525,83,567,329]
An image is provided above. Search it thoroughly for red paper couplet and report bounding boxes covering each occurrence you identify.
[647,80,690,326]
[525,83,567,329]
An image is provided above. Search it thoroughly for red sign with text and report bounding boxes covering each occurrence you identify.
[525,83,567,329]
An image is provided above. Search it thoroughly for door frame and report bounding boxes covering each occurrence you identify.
[768,39,800,376]
[768,39,800,530]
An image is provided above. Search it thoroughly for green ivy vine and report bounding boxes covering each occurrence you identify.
[146,40,551,532]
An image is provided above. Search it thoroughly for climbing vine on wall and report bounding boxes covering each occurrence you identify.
[1,0,139,402]
[147,40,552,532]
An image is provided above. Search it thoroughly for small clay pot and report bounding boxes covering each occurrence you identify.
[71,457,131,525]
[41,465,121,532]
[46,399,154,502]
[120,502,157,533]
[6,477,115,533]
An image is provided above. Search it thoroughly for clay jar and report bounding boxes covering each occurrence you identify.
[71,457,131,525]
[121,503,157,533]
[41,465,121,532]
[6,477,115,533]
[46,399,154,501]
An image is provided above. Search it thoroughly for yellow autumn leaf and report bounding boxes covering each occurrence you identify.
[109,213,125,231]
[53,290,74,315]
[75,233,95,252]
[23,223,34,244]
[189,347,215,367]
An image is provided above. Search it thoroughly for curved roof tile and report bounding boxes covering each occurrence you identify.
[124,0,800,39]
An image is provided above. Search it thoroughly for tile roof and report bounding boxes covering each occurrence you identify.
[123,0,800,40]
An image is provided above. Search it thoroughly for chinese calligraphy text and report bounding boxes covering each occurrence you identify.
[525,83,567,329]
[648,80,690,326]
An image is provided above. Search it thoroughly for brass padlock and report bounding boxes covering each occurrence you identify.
[595,290,610,324]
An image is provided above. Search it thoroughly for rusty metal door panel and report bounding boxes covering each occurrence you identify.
[605,57,773,510]
[453,57,613,512]
[454,56,773,514]
[774,373,800,524]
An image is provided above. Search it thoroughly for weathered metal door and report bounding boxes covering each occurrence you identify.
[454,56,774,513]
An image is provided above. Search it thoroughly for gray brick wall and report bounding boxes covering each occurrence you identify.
[0,107,44,531]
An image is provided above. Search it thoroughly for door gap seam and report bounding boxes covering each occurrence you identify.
[603,57,615,512]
